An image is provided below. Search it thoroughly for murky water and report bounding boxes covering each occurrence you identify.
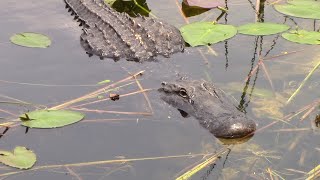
[0,0,319,179]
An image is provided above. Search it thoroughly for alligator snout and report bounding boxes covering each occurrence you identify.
[213,116,256,139]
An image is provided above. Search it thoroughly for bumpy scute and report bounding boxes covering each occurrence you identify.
[64,0,185,61]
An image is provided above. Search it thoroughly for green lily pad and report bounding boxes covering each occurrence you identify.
[10,32,51,48]
[237,23,290,36]
[180,22,237,47]
[282,30,320,45]
[20,110,85,128]
[0,146,36,169]
[274,0,320,20]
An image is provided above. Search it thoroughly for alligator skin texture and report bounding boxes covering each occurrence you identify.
[64,0,185,62]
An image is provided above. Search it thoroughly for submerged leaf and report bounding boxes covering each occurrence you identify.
[182,1,211,17]
[10,32,51,48]
[252,93,286,118]
[20,110,85,128]
[274,0,320,20]
[238,22,290,36]
[0,146,36,169]
[223,82,274,98]
[180,22,237,47]
[183,0,224,8]
[282,30,320,45]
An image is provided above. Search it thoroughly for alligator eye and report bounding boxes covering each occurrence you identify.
[179,88,188,98]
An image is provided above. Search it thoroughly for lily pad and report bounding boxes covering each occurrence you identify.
[0,146,36,169]
[274,0,320,20]
[10,32,51,48]
[238,23,290,36]
[282,30,320,45]
[180,22,237,47]
[20,110,85,128]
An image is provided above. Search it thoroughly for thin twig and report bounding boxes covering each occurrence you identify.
[50,71,144,110]
[133,76,153,114]
[70,107,153,116]
[65,166,82,180]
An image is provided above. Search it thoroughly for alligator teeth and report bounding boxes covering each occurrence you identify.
[74,16,78,20]
[65,4,68,9]
[68,8,72,12]
[71,12,75,16]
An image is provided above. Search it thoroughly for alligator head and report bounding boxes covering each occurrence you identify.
[158,79,256,139]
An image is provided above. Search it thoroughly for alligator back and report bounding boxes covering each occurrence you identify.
[64,0,185,61]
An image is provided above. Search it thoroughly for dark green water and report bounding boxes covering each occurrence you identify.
[0,0,319,179]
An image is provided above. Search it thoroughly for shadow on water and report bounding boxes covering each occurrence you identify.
[0,0,319,179]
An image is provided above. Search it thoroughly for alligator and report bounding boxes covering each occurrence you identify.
[64,0,185,61]
[63,0,255,139]
[158,79,256,139]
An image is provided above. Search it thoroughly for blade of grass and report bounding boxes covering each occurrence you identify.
[175,146,230,180]
[0,79,98,87]
[133,0,156,18]
[305,164,320,180]
[272,128,311,132]
[287,59,320,104]
[0,152,213,178]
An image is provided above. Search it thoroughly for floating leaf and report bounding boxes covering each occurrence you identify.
[180,22,237,47]
[237,23,290,36]
[10,32,51,48]
[183,0,224,8]
[20,110,85,128]
[274,0,320,20]
[0,146,36,169]
[282,30,320,45]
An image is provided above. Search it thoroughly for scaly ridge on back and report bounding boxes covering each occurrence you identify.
[64,0,185,61]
